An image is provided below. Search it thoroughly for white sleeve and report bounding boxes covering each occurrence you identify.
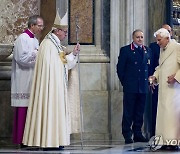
[153,66,159,83]
[14,35,39,68]
[66,52,78,70]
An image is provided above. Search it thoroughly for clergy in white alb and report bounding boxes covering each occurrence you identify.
[11,15,44,145]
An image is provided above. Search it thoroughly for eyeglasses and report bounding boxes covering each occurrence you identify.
[62,30,68,34]
[36,25,44,29]
[136,36,143,39]
[59,29,68,34]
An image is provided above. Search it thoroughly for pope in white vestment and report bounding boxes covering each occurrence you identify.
[149,28,180,146]
[23,11,80,148]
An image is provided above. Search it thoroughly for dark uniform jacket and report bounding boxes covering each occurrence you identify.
[149,42,160,73]
[117,43,152,94]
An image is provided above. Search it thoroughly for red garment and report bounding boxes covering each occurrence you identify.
[12,107,27,144]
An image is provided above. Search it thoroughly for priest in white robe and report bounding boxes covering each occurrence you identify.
[23,11,81,148]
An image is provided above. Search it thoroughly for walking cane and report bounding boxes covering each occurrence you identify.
[148,79,154,138]
[75,15,84,149]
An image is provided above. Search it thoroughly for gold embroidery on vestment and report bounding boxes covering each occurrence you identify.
[59,52,67,63]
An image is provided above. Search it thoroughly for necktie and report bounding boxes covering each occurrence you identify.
[138,46,142,51]
[137,46,143,58]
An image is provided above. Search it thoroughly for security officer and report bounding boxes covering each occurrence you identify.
[117,29,152,144]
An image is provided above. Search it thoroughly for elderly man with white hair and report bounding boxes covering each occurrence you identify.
[149,28,180,150]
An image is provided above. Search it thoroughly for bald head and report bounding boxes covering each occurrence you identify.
[162,24,172,36]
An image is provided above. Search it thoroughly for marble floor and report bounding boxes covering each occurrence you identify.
[1,141,180,154]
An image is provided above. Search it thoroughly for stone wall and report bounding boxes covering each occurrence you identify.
[0,0,39,146]
[0,0,40,44]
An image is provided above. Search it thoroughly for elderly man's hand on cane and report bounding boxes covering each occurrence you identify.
[148,76,157,93]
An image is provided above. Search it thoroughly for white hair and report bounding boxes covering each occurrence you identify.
[154,28,170,38]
